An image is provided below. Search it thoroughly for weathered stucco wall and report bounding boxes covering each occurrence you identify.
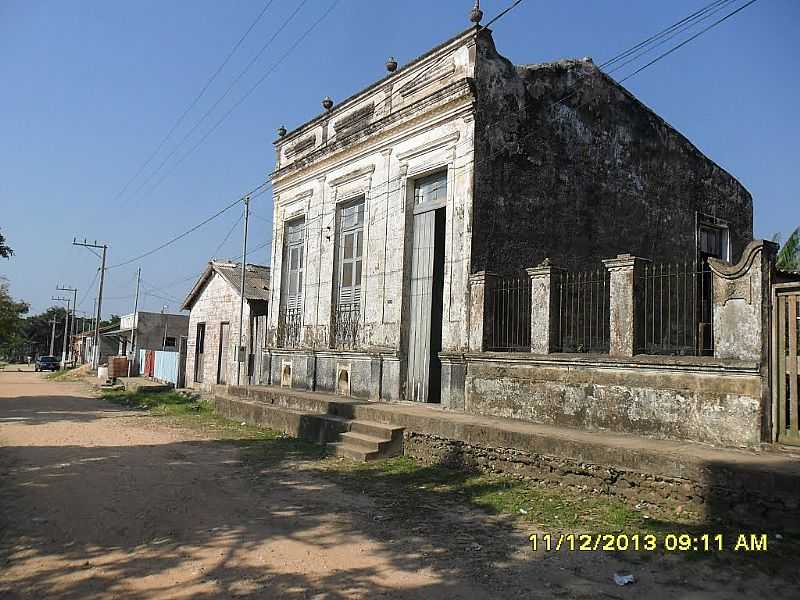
[267,27,482,401]
[186,272,252,391]
[471,31,753,273]
[464,354,762,448]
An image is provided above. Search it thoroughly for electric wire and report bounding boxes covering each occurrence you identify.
[96,0,756,304]
[618,0,759,83]
[127,0,314,205]
[114,0,277,206]
[106,181,269,270]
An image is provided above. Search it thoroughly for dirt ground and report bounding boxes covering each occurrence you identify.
[0,367,794,599]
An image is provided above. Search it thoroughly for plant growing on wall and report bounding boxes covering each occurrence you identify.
[773,227,800,271]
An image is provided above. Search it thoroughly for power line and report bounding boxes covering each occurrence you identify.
[619,0,760,83]
[99,0,751,296]
[140,0,340,201]
[479,0,525,31]
[106,181,269,269]
[213,212,244,257]
[77,268,100,309]
[126,0,312,206]
[114,0,277,206]
[600,0,734,70]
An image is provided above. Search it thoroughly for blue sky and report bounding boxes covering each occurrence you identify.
[1,0,797,317]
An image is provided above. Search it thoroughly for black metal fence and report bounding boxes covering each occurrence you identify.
[487,276,531,352]
[556,268,610,353]
[637,260,713,356]
[331,303,361,350]
[276,307,302,349]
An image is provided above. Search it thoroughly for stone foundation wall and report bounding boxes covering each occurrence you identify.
[403,431,797,530]
[464,354,763,448]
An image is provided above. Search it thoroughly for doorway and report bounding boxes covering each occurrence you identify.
[407,171,447,403]
[194,323,205,383]
[217,322,230,385]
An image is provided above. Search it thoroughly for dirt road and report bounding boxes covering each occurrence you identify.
[0,368,794,599]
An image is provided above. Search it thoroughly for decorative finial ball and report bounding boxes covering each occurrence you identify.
[386,56,398,73]
[322,96,334,111]
[470,1,483,24]
[277,125,287,138]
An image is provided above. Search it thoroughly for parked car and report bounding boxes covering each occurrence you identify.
[35,356,60,372]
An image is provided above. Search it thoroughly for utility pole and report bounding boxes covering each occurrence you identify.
[73,239,108,369]
[52,296,70,368]
[128,267,141,377]
[48,316,58,356]
[56,285,77,364]
[161,305,168,351]
[236,195,250,386]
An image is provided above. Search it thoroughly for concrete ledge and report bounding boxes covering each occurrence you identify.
[217,385,800,528]
[121,377,173,394]
[214,394,350,444]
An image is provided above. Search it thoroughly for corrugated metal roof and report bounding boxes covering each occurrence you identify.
[181,261,270,310]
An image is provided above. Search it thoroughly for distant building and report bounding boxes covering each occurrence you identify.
[74,326,118,366]
[105,311,190,354]
[182,261,270,391]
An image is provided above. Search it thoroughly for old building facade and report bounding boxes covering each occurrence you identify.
[183,262,270,392]
[264,25,753,410]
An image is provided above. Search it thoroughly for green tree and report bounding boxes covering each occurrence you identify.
[100,314,121,329]
[22,306,68,356]
[772,227,800,271]
[0,280,29,360]
[0,230,12,258]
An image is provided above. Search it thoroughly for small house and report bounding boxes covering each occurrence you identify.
[182,261,270,391]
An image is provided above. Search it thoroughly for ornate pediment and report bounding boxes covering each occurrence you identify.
[397,58,456,98]
[284,135,316,158]
[334,102,375,136]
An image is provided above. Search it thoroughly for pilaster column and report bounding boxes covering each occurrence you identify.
[602,254,650,357]
[468,271,499,352]
[526,260,562,354]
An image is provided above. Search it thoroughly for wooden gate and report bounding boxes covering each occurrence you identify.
[773,283,800,445]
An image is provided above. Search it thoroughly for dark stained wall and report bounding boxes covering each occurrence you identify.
[471,31,753,274]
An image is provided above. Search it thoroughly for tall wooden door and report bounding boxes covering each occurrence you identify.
[194,323,205,383]
[774,284,800,445]
[177,336,188,388]
[217,322,230,385]
[406,171,447,403]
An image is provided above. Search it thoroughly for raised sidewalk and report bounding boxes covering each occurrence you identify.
[214,384,800,529]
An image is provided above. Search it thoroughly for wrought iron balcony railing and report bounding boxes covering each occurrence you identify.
[277,307,302,349]
[331,303,361,350]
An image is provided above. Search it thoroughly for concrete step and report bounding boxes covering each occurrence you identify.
[224,384,366,418]
[349,419,403,440]
[214,394,350,444]
[338,431,385,452]
[328,442,381,462]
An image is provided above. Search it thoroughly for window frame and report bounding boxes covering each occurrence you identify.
[281,217,306,312]
[334,197,366,309]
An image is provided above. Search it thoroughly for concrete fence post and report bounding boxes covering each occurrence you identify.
[526,260,562,354]
[602,254,650,357]
[468,271,499,352]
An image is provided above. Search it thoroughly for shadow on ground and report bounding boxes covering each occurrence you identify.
[0,382,797,599]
